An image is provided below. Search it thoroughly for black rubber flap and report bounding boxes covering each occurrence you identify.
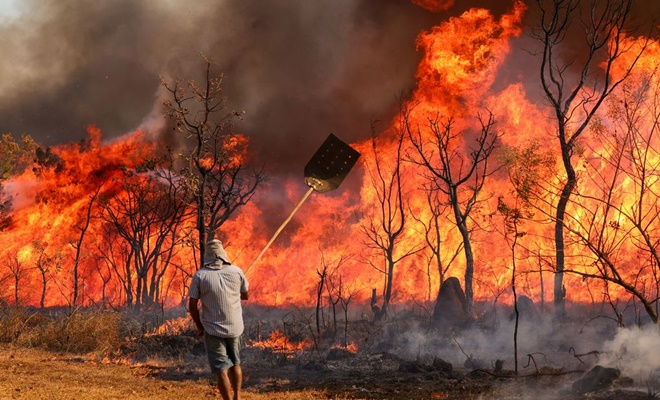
[304,133,360,193]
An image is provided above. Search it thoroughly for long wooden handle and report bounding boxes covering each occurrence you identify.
[246,186,315,274]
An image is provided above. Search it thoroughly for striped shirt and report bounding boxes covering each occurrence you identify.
[189,261,249,338]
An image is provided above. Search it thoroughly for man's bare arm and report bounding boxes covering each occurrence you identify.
[188,297,204,337]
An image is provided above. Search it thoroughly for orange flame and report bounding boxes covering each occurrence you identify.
[245,329,312,355]
[1,2,659,314]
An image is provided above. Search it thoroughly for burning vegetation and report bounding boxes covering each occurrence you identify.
[1,0,660,398]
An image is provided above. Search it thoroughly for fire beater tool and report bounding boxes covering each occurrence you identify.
[246,133,360,274]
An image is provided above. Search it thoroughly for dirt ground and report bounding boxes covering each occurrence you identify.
[1,339,655,400]
[0,343,496,400]
[0,344,346,400]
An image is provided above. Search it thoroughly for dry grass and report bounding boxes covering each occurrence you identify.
[0,307,123,354]
[0,344,354,400]
[0,306,499,399]
[0,307,359,399]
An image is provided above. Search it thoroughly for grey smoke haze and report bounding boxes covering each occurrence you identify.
[393,311,660,399]
[0,0,441,173]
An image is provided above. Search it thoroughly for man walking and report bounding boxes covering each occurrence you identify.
[189,239,249,400]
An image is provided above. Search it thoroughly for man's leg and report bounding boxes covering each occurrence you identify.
[204,334,233,399]
[216,370,233,400]
[225,336,243,400]
[228,365,243,400]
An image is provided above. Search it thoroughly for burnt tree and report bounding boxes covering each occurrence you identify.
[410,185,463,304]
[315,261,328,339]
[32,241,57,309]
[336,275,360,349]
[408,111,501,319]
[6,255,26,305]
[69,185,102,308]
[501,140,556,313]
[321,252,351,338]
[532,0,646,319]
[160,55,265,266]
[97,162,191,309]
[565,69,660,324]
[497,196,534,375]
[93,254,115,308]
[97,224,135,307]
[361,114,422,321]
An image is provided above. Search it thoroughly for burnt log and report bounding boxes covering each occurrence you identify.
[398,360,434,373]
[432,357,453,374]
[326,347,356,361]
[571,366,621,394]
[398,357,454,378]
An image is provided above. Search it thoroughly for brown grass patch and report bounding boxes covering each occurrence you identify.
[0,344,354,400]
[0,307,123,354]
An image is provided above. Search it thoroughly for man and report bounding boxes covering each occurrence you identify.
[189,239,249,400]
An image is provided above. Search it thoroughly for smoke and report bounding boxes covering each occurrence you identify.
[389,311,660,398]
[2,0,658,174]
[599,325,660,386]
[0,0,436,174]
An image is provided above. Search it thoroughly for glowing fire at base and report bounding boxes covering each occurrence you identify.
[245,330,312,357]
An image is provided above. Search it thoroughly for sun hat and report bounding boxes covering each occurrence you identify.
[203,239,230,265]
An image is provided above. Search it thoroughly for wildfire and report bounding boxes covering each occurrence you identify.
[1,1,659,316]
[332,342,358,354]
[147,317,191,336]
[245,329,312,356]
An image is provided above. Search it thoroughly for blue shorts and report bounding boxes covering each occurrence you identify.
[203,333,242,373]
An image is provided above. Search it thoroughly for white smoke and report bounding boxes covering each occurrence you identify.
[599,324,660,388]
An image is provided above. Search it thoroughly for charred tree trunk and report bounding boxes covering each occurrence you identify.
[379,252,396,321]
[453,196,475,319]
[327,290,340,337]
[532,0,644,320]
[361,115,419,322]
[124,252,134,308]
[8,256,23,306]
[34,247,52,310]
[316,267,327,339]
[13,273,19,305]
[39,268,47,309]
[409,112,500,321]
[161,57,265,270]
[370,288,380,317]
[553,168,575,320]
[71,186,100,308]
